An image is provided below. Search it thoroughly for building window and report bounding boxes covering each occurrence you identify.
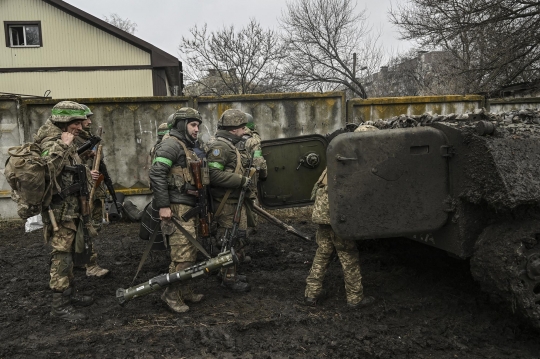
[4,21,42,47]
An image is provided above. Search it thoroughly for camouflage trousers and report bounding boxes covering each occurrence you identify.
[305,224,364,304]
[46,221,78,292]
[167,203,198,273]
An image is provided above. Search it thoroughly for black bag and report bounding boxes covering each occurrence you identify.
[138,200,167,250]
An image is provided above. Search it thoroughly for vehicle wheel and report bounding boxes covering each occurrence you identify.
[470,219,540,329]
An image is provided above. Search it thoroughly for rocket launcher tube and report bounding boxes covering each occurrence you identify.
[116,251,236,305]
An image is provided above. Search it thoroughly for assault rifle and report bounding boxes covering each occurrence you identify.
[76,134,121,216]
[182,158,212,238]
[251,203,311,241]
[98,160,121,216]
[221,155,255,256]
[59,164,96,265]
[116,251,235,305]
[76,134,101,156]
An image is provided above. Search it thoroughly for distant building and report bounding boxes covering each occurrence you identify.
[1,0,182,98]
[364,51,457,97]
[496,79,540,98]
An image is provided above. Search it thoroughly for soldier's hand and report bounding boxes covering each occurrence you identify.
[61,132,75,146]
[241,176,252,189]
[90,170,100,181]
[159,207,172,220]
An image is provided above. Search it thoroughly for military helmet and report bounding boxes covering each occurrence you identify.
[81,104,93,117]
[51,101,87,123]
[245,113,255,130]
[219,109,247,128]
[354,124,379,132]
[167,107,202,129]
[157,122,169,136]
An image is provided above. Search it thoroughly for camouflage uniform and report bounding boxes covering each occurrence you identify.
[207,109,252,292]
[305,125,379,306]
[242,123,267,230]
[149,108,205,313]
[35,101,94,321]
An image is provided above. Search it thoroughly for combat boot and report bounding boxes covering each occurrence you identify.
[221,266,251,292]
[86,264,110,277]
[161,284,189,313]
[180,285,204,303]
[70,286,94,307]
[50,288,87,321]
[347,296,375,309]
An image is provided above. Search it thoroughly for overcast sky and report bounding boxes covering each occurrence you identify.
[65,0,414,60]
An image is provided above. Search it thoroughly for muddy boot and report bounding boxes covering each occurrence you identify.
[181,285,204,303]
[50,288,87,321]
[347,296,375,309]
[161,284,189,313]
[70,286,94,307]
[221,266,251,292]
[302,289,327,307]
[86,264,110,278]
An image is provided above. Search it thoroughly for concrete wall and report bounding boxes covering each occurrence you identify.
[2,92,539,220]
[348,95,485,122]
[195,92,346,143]
[487,97,540,113]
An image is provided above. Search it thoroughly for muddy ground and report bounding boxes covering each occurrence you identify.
[1,215,539,359]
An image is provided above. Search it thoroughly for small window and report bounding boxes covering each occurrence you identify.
[4,22,42,47]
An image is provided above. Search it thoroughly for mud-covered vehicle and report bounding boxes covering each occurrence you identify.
[259,109,540,329]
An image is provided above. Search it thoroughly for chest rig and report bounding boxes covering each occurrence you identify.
[167,137,200,192]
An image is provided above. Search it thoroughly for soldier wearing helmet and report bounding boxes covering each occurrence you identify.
[206,109,253,292]
[149,122,170,159]
[302,124,378,309]
[149,107,205,313]
[241,113,267,235]
[72,104,110,278]
[33,101,100,321]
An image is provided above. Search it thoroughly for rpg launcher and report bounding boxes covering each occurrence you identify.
[116,251,236,305]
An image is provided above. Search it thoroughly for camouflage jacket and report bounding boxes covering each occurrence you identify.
[34,119,89,222]
[243,129,267,180]
[311,168,330,225]
[206,130,247,201]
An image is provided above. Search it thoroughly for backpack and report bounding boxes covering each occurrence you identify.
[4,142,60,219]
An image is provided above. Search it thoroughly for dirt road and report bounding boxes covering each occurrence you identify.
[1,218,539,359]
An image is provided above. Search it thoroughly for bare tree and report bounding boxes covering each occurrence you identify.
[103,13,137,34]
[390,0,540,95]
[279,0,384,99]
[179,20,288,96]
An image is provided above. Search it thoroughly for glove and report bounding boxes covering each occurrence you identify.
[241,176,252,189]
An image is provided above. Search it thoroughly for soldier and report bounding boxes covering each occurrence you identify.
[206,109,253,292]
[150,122,170,158]
[242,113,267,235]
[73,104,110,278]
[34,101,99,321]
[149,107,205,313]
[303,125,378,308]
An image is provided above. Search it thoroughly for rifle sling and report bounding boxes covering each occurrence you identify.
[131,223,160,285]
[171,216,211,259]
[214,139,243,218]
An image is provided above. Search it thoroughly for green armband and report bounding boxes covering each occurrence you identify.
[41,150,49,157]
[152,157,173,166]
[254,150,263,158]
[208,162,224,170]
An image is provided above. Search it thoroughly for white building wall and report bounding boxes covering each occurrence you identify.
[0,0,151,68]
[0,70,154,98]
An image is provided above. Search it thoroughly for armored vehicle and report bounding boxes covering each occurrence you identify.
[260,109,540,329]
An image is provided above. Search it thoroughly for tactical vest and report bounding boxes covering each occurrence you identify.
[166,136,199,194]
